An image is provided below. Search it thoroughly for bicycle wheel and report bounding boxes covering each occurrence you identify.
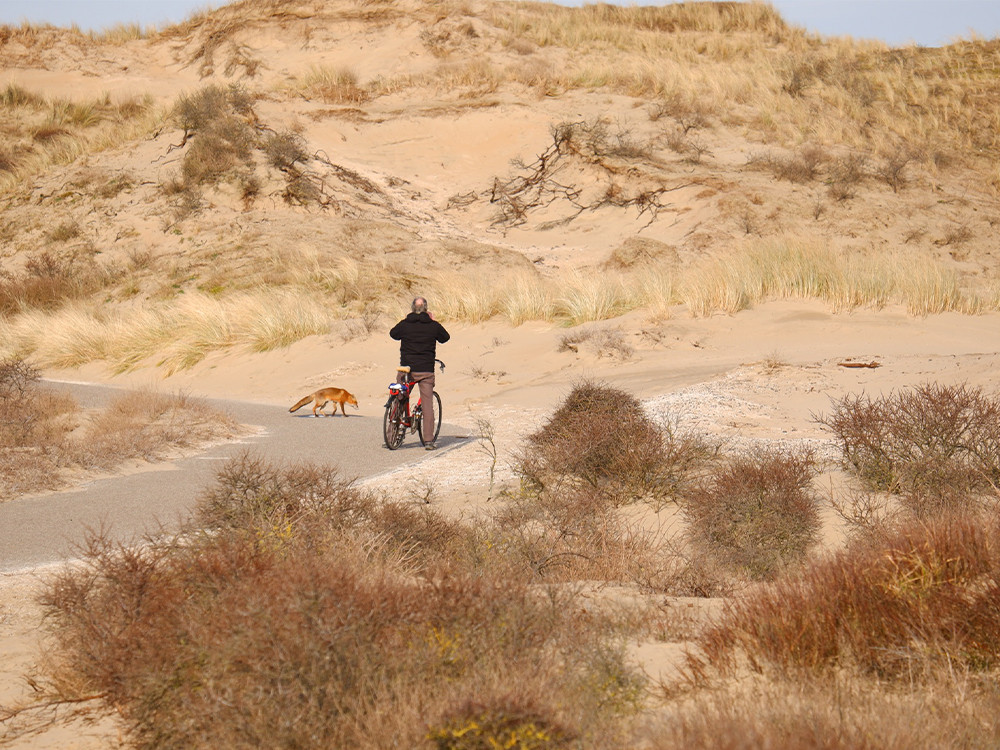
[383,398,406,449]
[417,391,442,446]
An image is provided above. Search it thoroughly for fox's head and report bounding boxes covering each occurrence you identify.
[347,394,359,409]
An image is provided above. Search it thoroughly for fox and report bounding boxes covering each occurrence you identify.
[289,387,359,417]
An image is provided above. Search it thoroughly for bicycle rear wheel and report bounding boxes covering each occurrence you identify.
[383,398,406,449]
[417,391,442,446]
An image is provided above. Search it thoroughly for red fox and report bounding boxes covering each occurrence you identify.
[289,387,359,417]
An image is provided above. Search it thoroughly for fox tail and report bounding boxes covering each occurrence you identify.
[289,395,312,413]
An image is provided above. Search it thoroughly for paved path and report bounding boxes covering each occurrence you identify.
[0,381,465,573]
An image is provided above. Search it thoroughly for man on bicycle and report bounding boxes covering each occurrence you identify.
[389,296,450,450]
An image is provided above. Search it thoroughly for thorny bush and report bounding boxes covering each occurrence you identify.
[518,380,714,508]
[35,453,644,749]
[681,449,821,580]
[817,383,1000,514]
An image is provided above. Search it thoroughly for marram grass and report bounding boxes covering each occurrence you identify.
[0,291,335,373]
[2,242,998,372]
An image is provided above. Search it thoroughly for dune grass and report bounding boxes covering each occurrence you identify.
[0,291,336,374]
[2,237,997,373]
[0,84,161,193]
[431,238,995,328]
[289,65,370,104]
[678,238,991,317]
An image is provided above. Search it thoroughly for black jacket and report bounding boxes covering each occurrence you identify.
[389,312,450,372]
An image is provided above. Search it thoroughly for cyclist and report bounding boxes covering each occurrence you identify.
[389,296,450,450]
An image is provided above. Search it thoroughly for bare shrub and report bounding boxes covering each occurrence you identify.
[0,384,237,500]
[695,511,1000,679]
[816,383,1000,512]
[748,145,827,183]
[73,390,239,470]
[0,358,77,497]
[518,381,713,508]
[827,153,868,201]
[197,451,471,570]
[0,357,47,447]
[681,135,712,164]
[197,450,374,526]
[263,129,309,171]
[681,449,821,580]
[829,487,897,543]
[648,92,710,133]
[35,457,642,748]
[491,482,646,582]
[875,146,913,192]
[491,119,674,227]
[172,84,257,188]
[0,356,39,404]
[282,173,321,205]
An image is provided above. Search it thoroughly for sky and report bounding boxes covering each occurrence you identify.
[0,0,998,48]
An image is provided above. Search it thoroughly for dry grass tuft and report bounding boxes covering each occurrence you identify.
[0,85,158,192]
[641,672,1000,749]
[0,357,238,500]
[1,290,335,373]
[293,65,370,104]
[681,239,993,317]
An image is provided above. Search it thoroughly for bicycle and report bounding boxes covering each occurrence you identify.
[382,359,444,450]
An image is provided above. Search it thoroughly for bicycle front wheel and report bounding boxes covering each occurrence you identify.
[417,391,442,446]
[383,399,406,449]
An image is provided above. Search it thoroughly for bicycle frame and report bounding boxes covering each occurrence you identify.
[382,360,444,450]
[386,379,423,430]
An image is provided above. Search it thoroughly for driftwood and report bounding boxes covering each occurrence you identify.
[837,361,881,368]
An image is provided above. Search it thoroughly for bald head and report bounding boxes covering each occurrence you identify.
[411,297,428,314]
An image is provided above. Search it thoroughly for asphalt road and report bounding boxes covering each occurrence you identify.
[0,381,464,573]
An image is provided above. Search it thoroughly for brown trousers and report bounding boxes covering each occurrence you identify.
[397,371,436,443]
